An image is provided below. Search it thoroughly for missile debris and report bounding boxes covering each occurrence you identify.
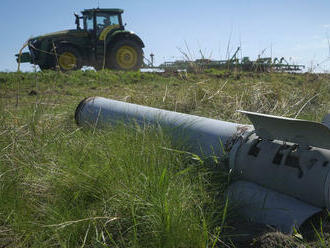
[75,96,330,234]
[75,96,243,158]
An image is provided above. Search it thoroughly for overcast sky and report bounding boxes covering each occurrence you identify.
[1,0,330,72]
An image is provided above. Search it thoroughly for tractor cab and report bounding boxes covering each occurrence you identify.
[75,9,125,40]
[77,9,128,68]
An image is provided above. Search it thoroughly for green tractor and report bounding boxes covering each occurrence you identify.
[16,8,144,71]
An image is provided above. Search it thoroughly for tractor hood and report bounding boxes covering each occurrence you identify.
[30,29,88,41]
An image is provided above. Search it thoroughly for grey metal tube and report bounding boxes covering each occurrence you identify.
[75,96,246,158]
[227,180,321,234]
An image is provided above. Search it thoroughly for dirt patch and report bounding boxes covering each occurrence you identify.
[227,211,330,247]
[250,232,303,248]
[28,90,38,96]
[224,220,303,247]
[224,220,274,247]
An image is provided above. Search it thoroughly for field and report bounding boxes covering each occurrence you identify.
[0,70,329,247]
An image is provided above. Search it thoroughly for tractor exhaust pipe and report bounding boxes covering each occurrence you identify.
[75,96,330,233]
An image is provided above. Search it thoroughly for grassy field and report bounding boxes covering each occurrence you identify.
[0,70,329,247]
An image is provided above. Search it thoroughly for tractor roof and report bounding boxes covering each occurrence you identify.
[82,8,124,14]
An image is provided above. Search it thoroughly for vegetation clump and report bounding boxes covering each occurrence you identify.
[0,70,329,247]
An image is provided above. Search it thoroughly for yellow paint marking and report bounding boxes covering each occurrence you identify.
[99,25,120,40]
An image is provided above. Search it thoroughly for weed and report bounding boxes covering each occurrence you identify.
[0,70,329,247]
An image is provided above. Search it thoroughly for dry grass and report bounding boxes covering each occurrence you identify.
[0,70,329,247]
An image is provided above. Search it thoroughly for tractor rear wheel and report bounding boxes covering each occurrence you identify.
[56,46,82,71]
[107,40,143,70]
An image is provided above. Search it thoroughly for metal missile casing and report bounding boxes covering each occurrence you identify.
[227,181,321,233]
[75,97,245,158]
[75,96,330,233]
[229,111,330,209]
[231,133,330,209]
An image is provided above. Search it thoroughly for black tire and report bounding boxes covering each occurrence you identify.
[38,54,56,71]
[56,46,82,71]
[107,40,143,70]
[38,63,53,71]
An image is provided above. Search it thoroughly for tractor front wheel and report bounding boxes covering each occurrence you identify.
[38,62,53,71]
[56,46,82,71]
[108,40,143,70]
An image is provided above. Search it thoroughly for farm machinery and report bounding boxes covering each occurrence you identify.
[158,47,305,73]
[16,10,304,73]
[16,8,144,71]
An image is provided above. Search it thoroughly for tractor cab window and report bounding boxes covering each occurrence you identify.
[84,14,94,32]
[109,15,120,25]
[95,13,120,34]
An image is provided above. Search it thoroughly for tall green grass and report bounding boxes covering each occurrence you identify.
[0,70,329,247]
[0,98,230,247]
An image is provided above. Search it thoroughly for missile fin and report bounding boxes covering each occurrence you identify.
[238,110,330,150]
